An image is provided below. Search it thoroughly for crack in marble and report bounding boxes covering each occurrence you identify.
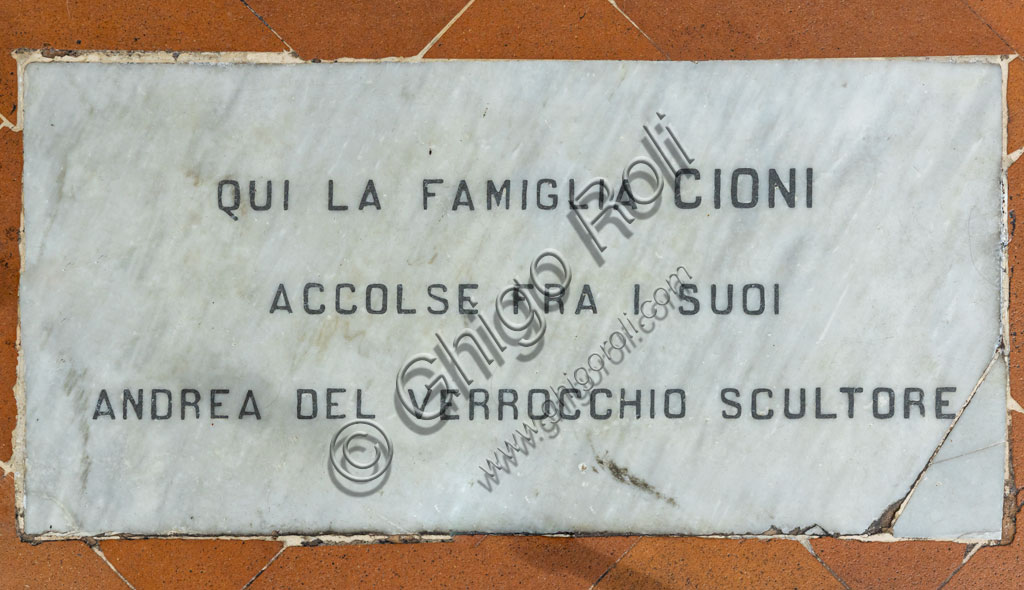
[37,491,80,531]
[930,441,1006,466]
[888,349,1005,534]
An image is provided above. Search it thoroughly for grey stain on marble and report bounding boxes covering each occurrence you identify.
[594,454,677,507]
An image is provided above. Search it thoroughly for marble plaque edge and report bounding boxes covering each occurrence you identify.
[8,51,1015,544]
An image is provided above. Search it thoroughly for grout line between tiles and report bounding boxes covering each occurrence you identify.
[1009,146,1023,167]
[937,542,984,589]
[798,539,852,590]
[416,0,478,58]
[605,0,671,60]
[236,0,295,54]
[241,543,287,589]
[589,538,641,589]
[956,0,1020,56]
[90,543,137,589]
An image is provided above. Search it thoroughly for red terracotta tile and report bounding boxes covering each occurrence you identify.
[596,537,842,589]
[962,0,1024,55]
[0,474,126,588]
[1010,58,1024,154]
[945,512,1024,588]
[1010,157,1024,433]
[250,535,636,589]
[812,537,964,590]
[425,0,664,60]
[0,129,19,465]
[618,0,1011,60]
[1015,415,1024,492]
[0,0,285,125]
[99,538,281,590]
[244,0,469,59]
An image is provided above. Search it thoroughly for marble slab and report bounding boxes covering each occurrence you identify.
[18,58,1007,539]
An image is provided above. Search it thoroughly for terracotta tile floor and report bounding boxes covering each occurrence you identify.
[1,0,1023,587]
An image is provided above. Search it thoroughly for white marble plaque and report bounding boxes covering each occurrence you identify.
[19,58,1008,540]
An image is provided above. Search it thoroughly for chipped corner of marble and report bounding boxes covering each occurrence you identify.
[887,352,1011,544]
[8,49,304,132]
